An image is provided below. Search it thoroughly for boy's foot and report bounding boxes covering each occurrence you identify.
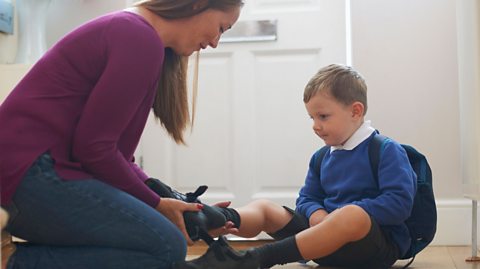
[145,178,227,242]
[173,236,261,269]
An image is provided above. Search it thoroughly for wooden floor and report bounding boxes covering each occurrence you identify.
[187,241,480,269]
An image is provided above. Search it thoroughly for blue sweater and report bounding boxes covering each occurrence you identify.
[296,133,416,257]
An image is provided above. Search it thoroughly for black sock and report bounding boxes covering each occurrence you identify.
[268,206,309,240]
[250,236,303,268]
[216,207,241,228]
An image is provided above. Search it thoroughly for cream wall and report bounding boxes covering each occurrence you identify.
[351,0,471,245]
[1,2,126,96]
[351,1,461,198]
[45,0,126,48]
[0,65,30,100]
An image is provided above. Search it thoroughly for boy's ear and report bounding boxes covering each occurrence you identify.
[351,102,365,119]
[192,0,209,11]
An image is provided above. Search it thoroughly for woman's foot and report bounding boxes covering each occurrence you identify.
[1,231,15,269]
[0,209,7,230]
[1,208,15,269]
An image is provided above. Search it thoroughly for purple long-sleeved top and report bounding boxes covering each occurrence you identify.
[0,11,164,207]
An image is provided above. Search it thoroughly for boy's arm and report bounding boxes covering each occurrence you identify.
[352,141,416,225]
[309,209,329,226]
[296,152,328,219]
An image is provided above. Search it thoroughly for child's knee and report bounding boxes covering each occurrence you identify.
[340,204,368,216]
[250,198,277,209]
[335,205,371,238]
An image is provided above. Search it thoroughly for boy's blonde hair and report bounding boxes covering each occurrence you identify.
[303,64,368,115]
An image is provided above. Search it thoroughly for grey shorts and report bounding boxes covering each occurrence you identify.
[270,206,399,269]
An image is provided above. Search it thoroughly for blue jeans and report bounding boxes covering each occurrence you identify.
[5,153,186,269]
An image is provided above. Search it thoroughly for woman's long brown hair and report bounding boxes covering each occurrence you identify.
[135,0,244,144]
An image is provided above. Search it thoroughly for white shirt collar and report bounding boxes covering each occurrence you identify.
[331,120,376,152]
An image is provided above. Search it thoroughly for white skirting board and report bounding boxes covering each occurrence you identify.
[433,198,474,246]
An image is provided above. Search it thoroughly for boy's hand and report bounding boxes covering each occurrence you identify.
[208,221,238,237]
[309,209,329,226]
[207,201,239,237]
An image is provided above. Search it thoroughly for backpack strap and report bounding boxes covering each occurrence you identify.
[368,133,388,185]
[313,145,331,177]
[368,133,416,269]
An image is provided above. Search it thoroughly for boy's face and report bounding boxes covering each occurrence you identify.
[305,91,364,147]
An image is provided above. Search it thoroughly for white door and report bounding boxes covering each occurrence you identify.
[138,0,349,210]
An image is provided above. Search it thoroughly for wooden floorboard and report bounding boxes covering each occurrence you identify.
[187,241,480,269]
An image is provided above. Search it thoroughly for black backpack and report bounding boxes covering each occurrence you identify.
[314,134,436,268]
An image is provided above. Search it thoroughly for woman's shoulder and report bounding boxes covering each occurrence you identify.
[102,11,158,38]
[104,11,152,27]
[101,11,164,56]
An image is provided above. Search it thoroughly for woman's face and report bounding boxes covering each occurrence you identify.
[172,6,241,56]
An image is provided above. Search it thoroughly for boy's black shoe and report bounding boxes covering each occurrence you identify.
[173,236,262,269]
[145,177,208,203]
[145,178,227,242]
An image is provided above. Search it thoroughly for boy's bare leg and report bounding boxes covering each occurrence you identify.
[229,200,371,260]
[232,199,293,238]
[295,204,371,260]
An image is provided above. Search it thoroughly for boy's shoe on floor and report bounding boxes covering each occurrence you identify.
[173,236,261,269]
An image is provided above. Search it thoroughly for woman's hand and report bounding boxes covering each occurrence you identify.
[155,198,202,246]
[309,209,329,227]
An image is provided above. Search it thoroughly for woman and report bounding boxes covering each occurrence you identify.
[0,0,243,268]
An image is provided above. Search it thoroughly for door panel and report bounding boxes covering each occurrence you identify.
[138,0,348,209]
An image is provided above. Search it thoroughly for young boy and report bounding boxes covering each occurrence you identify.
[175,64,416,269]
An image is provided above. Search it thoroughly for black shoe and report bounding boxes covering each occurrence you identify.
[145,178,227,242]
[173,236,261,269]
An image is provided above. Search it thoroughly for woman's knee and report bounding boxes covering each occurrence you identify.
[151,225,187,261]
[170,229,188,260]
[139,229,186,269]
